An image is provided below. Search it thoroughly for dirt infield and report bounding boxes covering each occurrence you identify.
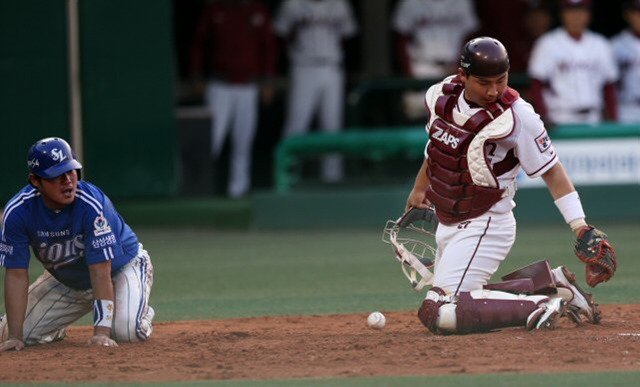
[1,304,639,383]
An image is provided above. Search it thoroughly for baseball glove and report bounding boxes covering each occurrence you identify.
[574,226,617,288]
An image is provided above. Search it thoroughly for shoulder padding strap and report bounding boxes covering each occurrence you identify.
[499,87,520,107]
[463,111,493,133]
[435,95,456,123]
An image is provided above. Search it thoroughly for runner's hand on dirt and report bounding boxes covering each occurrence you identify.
[88,334,118,347]
[0,338,25,352]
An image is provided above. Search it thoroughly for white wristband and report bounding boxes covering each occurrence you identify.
[569,218,588,232]
[93,299,114,328]
[554,191,586,225]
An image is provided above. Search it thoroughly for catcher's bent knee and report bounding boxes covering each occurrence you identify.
[418,288,454,333]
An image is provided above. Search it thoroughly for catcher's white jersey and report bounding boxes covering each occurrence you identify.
[611,30,640,123]
[424,78,558,215]
[528,28,618,124]
[392,0,478,77]
[274,0,357,66]
[423,79,558,294]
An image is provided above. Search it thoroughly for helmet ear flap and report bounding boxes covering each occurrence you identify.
[28,173,40,189]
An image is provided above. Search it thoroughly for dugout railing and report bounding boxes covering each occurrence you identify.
[274,123,640,194]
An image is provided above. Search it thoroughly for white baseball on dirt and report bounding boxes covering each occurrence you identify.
[367,311,386,329]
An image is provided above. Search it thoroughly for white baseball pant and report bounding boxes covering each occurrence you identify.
[284,64,345,182]
[432,211,516,294]
[206,81,258,197]
[0,245,154,345]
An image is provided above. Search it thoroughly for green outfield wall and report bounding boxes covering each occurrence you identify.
[251,184,640,230]
[0,0,177,204]
[0,0,70,201]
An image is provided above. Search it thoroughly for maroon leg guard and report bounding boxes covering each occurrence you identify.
[417,287,446,333]
[455,292,541,334]
[484,278,535,294]
[502,259,557,295]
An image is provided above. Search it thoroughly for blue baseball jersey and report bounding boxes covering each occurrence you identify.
[0,180,139,290]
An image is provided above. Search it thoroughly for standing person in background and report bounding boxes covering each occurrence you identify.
[190,0,277,198]
[392,0,479,78]
[391,0,479,120]
[528,0,618,126]
[274,0,358,183]
[611,0,640,123]
[472,0,552,73]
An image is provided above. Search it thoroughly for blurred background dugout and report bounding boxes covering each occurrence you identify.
[1,0,637,230]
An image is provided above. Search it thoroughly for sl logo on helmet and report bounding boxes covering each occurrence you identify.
[51,148,68,162]
[28,159,40,168]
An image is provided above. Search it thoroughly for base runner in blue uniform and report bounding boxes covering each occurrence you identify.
[0,138,154,350]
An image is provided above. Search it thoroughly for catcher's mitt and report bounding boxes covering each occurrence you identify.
[574,226,617,288]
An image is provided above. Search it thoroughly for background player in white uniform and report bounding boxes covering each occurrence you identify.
[611,0,640,123]
[0,138,154,350]
[391,0,478,120]
[275,0,358,182]
[404,37,615,334]
[528,0,619,125]
[392,0,478,78]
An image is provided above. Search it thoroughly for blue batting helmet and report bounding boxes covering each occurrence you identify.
[27,137,83,179]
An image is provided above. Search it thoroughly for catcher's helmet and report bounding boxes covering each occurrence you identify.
[27,137,82,179]
[460,37,510,77]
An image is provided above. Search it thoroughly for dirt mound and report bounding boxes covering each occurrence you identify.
[1,304,639,383]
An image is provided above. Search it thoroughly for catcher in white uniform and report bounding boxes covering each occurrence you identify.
[274,0,358,182]
[395,37,617,335]
[611,0,640,123]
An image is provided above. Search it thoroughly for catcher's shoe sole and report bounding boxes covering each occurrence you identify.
[534,298,566,330]
[555,266,602,324]
[526,307,545,331]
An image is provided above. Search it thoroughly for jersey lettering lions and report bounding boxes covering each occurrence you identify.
[1,181,139,290]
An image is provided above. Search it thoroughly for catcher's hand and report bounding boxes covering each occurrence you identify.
[574,226,617,287]
[397,207,437,228]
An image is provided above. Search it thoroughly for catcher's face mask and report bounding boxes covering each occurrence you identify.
[382,207,438,291]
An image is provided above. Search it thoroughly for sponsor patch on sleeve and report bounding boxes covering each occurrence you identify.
[93,214,112,236]
[0,242,14,255]
[535,132,551,153]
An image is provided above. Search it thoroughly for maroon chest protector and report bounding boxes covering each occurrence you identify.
[425,77,519,225]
